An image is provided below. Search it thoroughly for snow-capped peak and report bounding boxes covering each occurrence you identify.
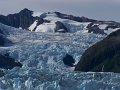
[0,8,120,35]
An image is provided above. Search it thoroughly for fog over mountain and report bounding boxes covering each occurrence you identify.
[0,0,120,21]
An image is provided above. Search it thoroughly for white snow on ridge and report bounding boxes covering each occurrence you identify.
[98,24,108,29]
[29,20,38,31]
[44,12,62,21]
[32,12,43,17]
[31,11,93,34]
[35,21,56,32]
[31,12,91,33]
[104,28,120,35]
[28,20,91,33]
[31,11,120,36]
[44,12,79,22]
[63,22,91,33]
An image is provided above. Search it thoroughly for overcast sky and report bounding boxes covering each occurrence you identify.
[0,0,120,22]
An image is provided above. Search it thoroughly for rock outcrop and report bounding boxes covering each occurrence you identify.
[75,29,120,73]
[63,54,75,67]
[0,53,22,69]
[55,21,68,33]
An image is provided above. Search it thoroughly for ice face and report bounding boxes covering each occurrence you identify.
[2,23,119,90]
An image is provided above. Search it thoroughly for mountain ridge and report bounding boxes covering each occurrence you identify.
[0,8,120,34]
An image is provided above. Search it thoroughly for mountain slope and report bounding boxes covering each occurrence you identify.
[75,29,120,72]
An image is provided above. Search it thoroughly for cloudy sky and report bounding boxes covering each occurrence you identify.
[0,0,120,21]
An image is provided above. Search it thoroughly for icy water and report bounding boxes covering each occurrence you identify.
[0,71,120,90]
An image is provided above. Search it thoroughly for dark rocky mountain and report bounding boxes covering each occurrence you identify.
[0,9,69,32]
[75,29,120,73]
[0,8,49,30]
[0,8,120,34]
[0,8,34,29]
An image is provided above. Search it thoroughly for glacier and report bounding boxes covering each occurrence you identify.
[0,23,120,90]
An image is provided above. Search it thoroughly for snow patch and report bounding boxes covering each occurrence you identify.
[32,12,43,17]
[35,21,56,32]
[104,28,120,35]
[28,20,38,31]
[98,24,108,29]
[57,29,65,32]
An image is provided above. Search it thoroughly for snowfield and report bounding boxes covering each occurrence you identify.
[30,12,91,33]
[0,23,120,90]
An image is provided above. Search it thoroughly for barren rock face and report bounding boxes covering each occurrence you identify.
[63,54,75,67]
[75,29,120,73]
[0,53,22,69]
